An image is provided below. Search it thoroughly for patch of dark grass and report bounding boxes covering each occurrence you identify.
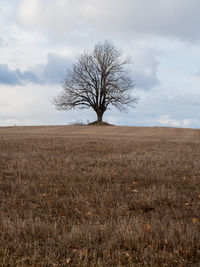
[88,121,113,126]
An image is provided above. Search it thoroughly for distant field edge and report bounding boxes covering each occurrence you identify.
[0,125,199,141]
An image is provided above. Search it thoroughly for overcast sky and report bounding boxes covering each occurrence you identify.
[0,0,200,128]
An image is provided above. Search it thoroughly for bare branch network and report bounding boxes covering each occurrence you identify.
[53,40,138,123]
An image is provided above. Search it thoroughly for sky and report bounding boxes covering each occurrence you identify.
[0,0,200,128]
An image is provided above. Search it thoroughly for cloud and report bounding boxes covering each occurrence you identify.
[156,115,191,128]
[1,0,200,128]
[16,0,42,26]
[0,35,18,48]
[111,86,200,128]
[0,80,199,128]
[129,42,160,90]
[0,82,95,126]
[0,53,72,86]
[33,53,72,84]
[38,46,160,90]
[0,37,3,46]
[0,64,39,85]
[16,0,200,42]
[0,50,159,90]
[39,48,160,89]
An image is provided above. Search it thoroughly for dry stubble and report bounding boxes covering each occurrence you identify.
[0,126,200,266]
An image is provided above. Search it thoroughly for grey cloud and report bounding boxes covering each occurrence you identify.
[16,0,200,42]
[41,53,72,84]
[104,0,200,41]
[194,71,200,78]
[129,44,160,90]
[40,52,159,89]
[134,69,159,90]
[34,52,160,90]
[41,52,160,90]
[17,69,40,83]
[89,0,200,42]
[30,53,72,85]
[0,50,159,90]
[0,37,3,46]
[0,64,20,85]
[0,53,72,86]
[0,64,40,85]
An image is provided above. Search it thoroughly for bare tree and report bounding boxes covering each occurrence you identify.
[53,40,138,123]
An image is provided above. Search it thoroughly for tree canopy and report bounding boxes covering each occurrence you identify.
[53,40,138,123]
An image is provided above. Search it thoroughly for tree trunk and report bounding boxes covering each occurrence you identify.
[96,111,103,123]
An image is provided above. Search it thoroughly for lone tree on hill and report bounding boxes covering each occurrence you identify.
[53,40,138,123]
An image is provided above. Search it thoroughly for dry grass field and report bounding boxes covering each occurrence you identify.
[0,125,200,266]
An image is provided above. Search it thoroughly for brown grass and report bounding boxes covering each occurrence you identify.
[0,126,200,266]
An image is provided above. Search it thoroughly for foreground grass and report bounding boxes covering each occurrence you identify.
[0,131,200,266]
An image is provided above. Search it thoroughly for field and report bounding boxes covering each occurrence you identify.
[0,125,200,266]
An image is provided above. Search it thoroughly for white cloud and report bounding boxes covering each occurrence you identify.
[17,0,42,26]
[0,83,63,126]
[156,115,191,127]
